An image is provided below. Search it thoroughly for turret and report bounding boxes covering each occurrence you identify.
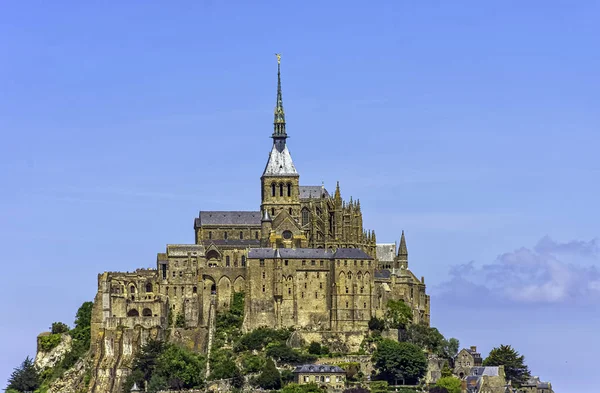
[261,209,272,247]
[397,230,408,269]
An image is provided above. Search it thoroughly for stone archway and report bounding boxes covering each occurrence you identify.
[233,276,246,293]
[218,276,232,310]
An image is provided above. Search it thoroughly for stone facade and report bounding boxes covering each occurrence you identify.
[294,364,346,391]
[455,346,483,379]
[87,59,430,392]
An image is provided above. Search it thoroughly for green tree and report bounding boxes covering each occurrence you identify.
[372,339,427,385]
[368,316,385,332]
[308,341,323,355]
[344,387,370,393]
[7,356,40,392]
[154,344,205,390]
[231,366,245,389]
[384,299,413,329]
[175,312,186,328]
[133,339,166,383]
[209,349,238,380]
[483,344,530,387]
[241,353,265,373]
[440,363,453,378]
[435,376,461,393]
[442,338,459,363]
[405,323,444,354]
[51,322,70,334]
[369,380,389,393]
[255,358,281,390]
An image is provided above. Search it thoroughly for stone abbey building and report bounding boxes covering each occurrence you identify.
[89,59,430,374]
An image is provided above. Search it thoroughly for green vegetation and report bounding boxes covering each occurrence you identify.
[440,363,453,378]
[175,312,186,328]
[483,344,531,387]
[254,357,281,390]
[384,299,413,329]
[234,326,292,352]
[6,356,40,392]
[123,339,205,393]
[308,341,330,355]
[372,339,428,385]
[435,376,461,393]
[38,334,62,352]
[50,322,70,334]
[368,316,386,332]
[369,380,389,393]
[428,387,449,393]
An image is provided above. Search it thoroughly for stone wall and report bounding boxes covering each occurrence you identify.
[288,330,366,353]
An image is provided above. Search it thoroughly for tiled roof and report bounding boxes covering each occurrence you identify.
[247,248,372,260]
[299,186,330,199]
[471,366,500,376]
[376,243,396,262]
[197,211,261,226]
[293,364,345,374]
[263,144,298,176]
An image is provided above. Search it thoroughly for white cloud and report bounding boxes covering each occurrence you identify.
[433,236,600,305]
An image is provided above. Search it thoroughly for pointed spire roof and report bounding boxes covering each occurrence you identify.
[272,53,286,139]
[398,230,408,256]
[262,209,272,222]
[263,54,298,178]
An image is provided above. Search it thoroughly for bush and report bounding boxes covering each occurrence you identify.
[39,334,62,352]
[51,322,70,334]
[281,369,295,385]
[308,341,330,355]
[266,343,317,365]
[254,358,281,390]
[281,382,326,393]
[175,313,186,328]
[368,317,385,332]
[6,357,40,392]
[235,327,291,352]
[435,376,461,393]
[241,353,265,373]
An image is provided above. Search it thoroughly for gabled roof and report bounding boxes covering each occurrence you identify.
[293,364,345,374]
[196,211,262,226]
[376,243,396,262]
[262,144,298,177]
[299,186,330,199]
[471,366,500,376]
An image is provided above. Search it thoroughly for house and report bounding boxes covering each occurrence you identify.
[293,364,346,390]
[455,346,484,379]
[462,366,508,393]
[519,376,553,393]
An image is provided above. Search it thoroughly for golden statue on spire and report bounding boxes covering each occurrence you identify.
[275,53,281,64]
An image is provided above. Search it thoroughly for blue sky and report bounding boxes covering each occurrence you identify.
[1,1,599,392]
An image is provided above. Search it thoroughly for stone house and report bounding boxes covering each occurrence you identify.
[463,366,508,393]
[519,376,553,393]
[293,364,346,390]
[455,346,483,379]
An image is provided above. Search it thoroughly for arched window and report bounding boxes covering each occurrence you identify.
[241,255,246,267]
[279,183,284,196]
[239,231,243,239]
[130,285,136,294]
[272,183,276,196]
[287,183,291,197]
[302,208,310,226]
[226,256,230,267]
[142,308,152,317]
[255,231,259,239]
[289,208,292,215]
[208,231,212,239]
[224,231,228,240]
[271,208,275,216]
[145,283,153,293]
[127,309,139,317]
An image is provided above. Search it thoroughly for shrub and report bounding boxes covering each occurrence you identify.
[51,322,70,334]
[255,358,281,390]
[39,334,62,352]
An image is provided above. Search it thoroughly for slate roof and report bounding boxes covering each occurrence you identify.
[293,364,345,374]
[299,186,330,199]
[196,211,261,226]
[248,248,372,260]
[263,144,298,176]
[471,366,500,376]
[376,243,396,262]
[374,269,391,279]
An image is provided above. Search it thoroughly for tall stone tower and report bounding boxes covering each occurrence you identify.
[260,55,301,222]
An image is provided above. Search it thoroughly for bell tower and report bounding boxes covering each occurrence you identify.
[260,54,301,221]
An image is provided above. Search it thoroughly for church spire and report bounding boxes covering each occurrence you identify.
[272,53,286,139]
[398,230,408,256]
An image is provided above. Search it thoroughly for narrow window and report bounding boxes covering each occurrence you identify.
[345,287,349,294]
[193,286,197,294]
[287,183,291,196]
[301,292,304,298]
[260,259,265,267]
[226,256,230,267]
[224,231,228,240]
[271,208,275,216]
[284,259,289,266]
[241,255,246,267]
[179,271,182,277]
[208,231,212,239]
[304,282,307,289]
[240,231,243,239]
[288,288,291,295]
[320,283,322,289]
[302,260,306,266]
[345,301,349,308]
[320,260,324,266]
[255,231,259,239]
[262,272,266,279]
[272,183,276,196]
[302,208,309,226]
[161,264,167,279]
[315,292,318,299]
[344,260,347,266]
[172,271,175,278]
[361,260,364,266]
[280,183,283,196]
[311,260,315,265]
[289,208,292,215]
[262,285,266,293]
[364,302,367,308]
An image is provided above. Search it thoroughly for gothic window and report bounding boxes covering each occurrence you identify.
[287,183,291,197]
[161,264,167,279]
[226,256,230,267]
[345,287,349,294]
[130,285,136,294]
[242,255,246,267]
[315,292,318,298]
[239,231,243,239]
[271,208,275,216]
[146,283,153,293]
[348,272,352,280]
[272,183,276,196]
[289,208,292,215]
[193,286,197,294]
[280,183,283,196]
[262,285,266,293]
[345,302,349,308]
[208,231,212,239]
[224,231,228,240]
[302,208,310,226]
[260,259,265,267]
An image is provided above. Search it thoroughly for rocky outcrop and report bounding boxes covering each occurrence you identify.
[35,333,73,370]
[47,356,90,393]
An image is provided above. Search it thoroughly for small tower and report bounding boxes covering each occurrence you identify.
[130,382,141,393]
[396,230,408,269]
[261,209,272,247]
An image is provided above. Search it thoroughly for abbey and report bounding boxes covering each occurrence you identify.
[90,59,430,360]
